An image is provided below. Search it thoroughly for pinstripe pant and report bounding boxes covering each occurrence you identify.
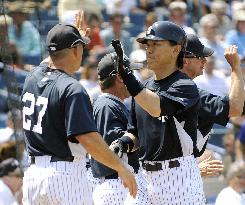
[22,156,92,205]
[91,154,134,205]
[86,167,127,205]
[92,178,128,205]
[124,155,206,205]
[87,167,102,193]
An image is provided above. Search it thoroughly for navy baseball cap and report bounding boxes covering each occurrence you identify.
[46,23,90,52]
[137,21,186,46]
[185,34,214,57]
[97,53,142,80]
[0,158,21,177]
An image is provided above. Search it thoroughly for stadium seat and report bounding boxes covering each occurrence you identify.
[129,12,146,28]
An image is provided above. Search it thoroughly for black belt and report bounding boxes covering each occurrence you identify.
[104,173,118,179]
[30,156,74,164]
[142,160,180,171]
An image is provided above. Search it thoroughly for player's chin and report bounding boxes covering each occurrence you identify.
[197,69,204,76]
[147,58,154,65]
[147,61,156,69]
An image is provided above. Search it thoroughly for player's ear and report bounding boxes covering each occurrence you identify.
[173,45,181,54]
[71,46,81,58]
[183,58,188,65]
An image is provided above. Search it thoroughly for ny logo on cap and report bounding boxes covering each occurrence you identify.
[50,47,56,51]
[146,26,152,36]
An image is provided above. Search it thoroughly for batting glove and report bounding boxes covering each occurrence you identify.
[109,139,126,158]
[109,135,134,158]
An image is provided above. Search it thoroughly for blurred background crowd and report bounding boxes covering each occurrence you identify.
[0,0,245,204]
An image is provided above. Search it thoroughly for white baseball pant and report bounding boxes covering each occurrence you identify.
[124,155,206,205]
[92,154,133,205]
[86,167,102,194]
[22,156,92,205]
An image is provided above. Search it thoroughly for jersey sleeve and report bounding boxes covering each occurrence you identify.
[198,89,229,126]
[97,104,127,145]
[159,79,200,116]
[64,83,97,138]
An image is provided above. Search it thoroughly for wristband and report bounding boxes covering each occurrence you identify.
[118,135,134,152]
[121,72,144,97]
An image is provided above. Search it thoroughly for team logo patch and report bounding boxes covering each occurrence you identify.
[50,46,56,51]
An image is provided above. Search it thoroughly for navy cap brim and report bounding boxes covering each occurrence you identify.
[202,46,214,57]
[136,35,165,44]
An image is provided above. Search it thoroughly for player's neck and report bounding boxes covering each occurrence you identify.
[102,88,127,101]
[49,59,78,76]
[149,60,177,80]
[154,66,178,80]
[181,66,194,79]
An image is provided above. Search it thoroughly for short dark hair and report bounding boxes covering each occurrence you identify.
[99,75,116,90]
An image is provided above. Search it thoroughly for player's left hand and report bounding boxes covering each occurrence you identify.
[111,40,131,78]
[198,156,224,178]
[224,45,240,69]
[74,10,90,38]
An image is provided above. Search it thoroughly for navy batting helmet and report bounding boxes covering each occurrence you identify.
[137,21,186,46]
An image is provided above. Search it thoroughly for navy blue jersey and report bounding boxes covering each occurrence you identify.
[129,71,200,161]
[197,88,229,155]
[91,94,139,178]
[198,89,229,136]
[21,65,97,157]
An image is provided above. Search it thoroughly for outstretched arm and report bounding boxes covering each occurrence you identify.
[226,45,245,117]
[111,39,161,117]
[134,89,161,117]
[76,132,137,198]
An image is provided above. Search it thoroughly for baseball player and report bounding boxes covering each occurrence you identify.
[21,15,137,205]
[111,21,205,204]
[111,35,244,184]
[182,34,244,164]
[90,53,139,205]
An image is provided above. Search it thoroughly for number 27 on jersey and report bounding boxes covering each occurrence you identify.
[22,92,48,134]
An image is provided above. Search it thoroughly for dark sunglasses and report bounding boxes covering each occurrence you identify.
[185,55,206,60]
[185,51,206,60]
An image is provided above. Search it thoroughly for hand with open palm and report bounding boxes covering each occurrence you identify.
[74,10,91,38]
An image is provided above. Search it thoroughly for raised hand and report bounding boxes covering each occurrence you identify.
[224,45,240,70]
[111,39,124,74]
[74,10,90,38]
[111,39,132,78]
